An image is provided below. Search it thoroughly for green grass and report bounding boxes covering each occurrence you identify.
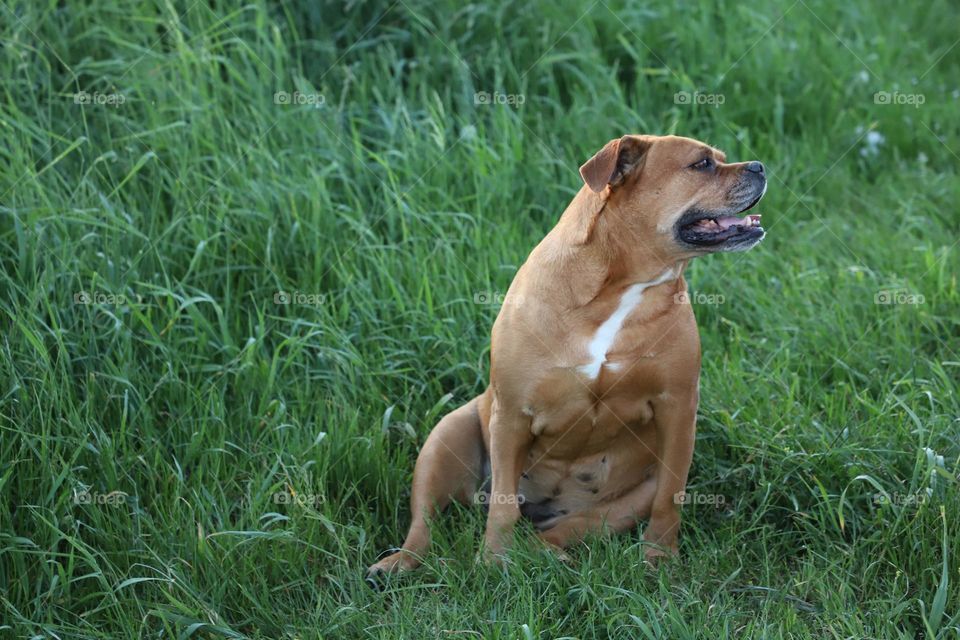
[1,0,958,637]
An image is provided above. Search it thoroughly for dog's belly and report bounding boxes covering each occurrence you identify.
[516,391,660,530]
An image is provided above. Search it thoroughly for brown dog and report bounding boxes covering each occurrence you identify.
[368,134,767,575]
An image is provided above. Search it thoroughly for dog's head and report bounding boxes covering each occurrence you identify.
[579,134,767,255]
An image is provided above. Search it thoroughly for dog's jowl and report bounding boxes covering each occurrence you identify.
[368,134,767,576]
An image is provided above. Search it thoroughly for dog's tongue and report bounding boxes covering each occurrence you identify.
[717,214,761,230]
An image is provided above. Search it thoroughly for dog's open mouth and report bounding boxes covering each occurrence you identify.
[676,196,765,247]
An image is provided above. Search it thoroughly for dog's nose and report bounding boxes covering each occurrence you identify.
[746,161,765,175]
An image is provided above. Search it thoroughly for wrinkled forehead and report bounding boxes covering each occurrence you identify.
[648,136,727,164]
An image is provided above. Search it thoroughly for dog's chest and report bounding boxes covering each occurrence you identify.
[575,269,675,382]
[522,273,684,443]
[527,362,658,447]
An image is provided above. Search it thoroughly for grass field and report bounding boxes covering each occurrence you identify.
[1,0,959,637]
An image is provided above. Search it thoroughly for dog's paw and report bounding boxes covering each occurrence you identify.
[365,550,420,589]
[477,541,513,567]
[477,549,507,567]
[535,532,573,564]
[642,543,678,569]
[543,546,573,564]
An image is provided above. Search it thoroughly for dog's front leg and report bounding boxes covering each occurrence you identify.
[483,402,532,562]
[643,387,698,565]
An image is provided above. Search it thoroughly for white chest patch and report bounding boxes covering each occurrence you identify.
[578,268,675,379]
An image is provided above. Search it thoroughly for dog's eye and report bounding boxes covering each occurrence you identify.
[690,157,714,170]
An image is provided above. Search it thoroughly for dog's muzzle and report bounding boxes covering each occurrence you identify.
[675,165,768,252]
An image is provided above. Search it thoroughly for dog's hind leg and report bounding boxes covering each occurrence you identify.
[367,395,486,576]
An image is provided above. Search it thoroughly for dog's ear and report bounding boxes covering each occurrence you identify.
[579,135,650,193]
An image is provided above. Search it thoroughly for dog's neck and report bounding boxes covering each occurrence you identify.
[546,185,686,297]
